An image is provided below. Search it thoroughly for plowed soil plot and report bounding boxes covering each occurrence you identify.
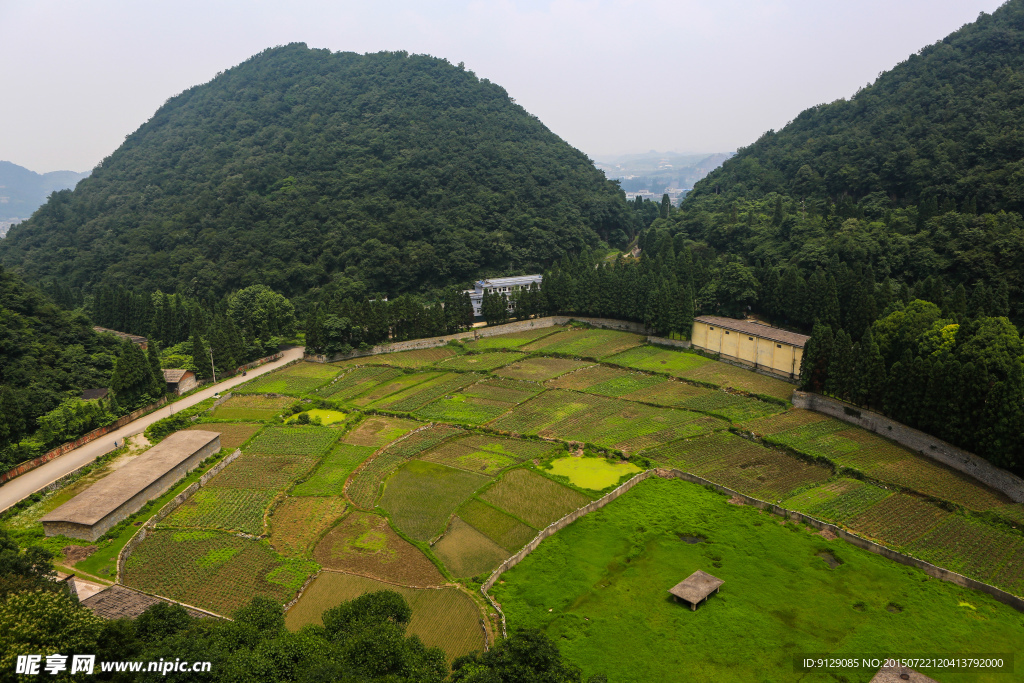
[909,515,1024,587]
[438,351,525,371]
[369,346,460,368]
[292,444,376,497]
[316,366,403,399]
[479,469,590,528]
[494,357,593,382]
[285,572,483,661]
[211,395,293,421]
[457,498,537,552]
[206,454,317,490]
[783,478,892,524]
[466,327,561,351]
[848,494,950,548]
[490,389,725,452]
[346,425,462,508]
[432,517,509,578]
[239,362,342,395]
[269,497,348,558]
[246,425,340,458]
[421,434,561,476]
[312,511,444,586]
[521,328,645,359]
[643,432,832,500]
[123,529,317,616]
[378,460,490,541]
[342,416,422,449]
[186,422,261,450]
[163,488,275,535]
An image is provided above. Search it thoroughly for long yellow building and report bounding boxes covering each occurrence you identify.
[690,316,808,379]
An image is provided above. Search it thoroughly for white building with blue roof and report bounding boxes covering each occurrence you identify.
[465,275,543,317]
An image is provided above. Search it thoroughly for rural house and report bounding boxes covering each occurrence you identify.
[163,368,198,395]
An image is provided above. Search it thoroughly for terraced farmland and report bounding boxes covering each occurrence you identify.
[312,511,445,586]
[494,357,593,382]
[315,366,403,399]
[211,395,293,421]
[457,498,537,552]
[366,346,460,368]
[465,327,559,350]
[437,351,525,371]
[847,493,950,548]
[378,460,490,541]
[370,372,483,412]
[346,425,462,508]
[344,371,442,407]
[479,469,590,528]
[342,416,422,449]
[284,572,484,660]
[123,529,317,616]
[420,434,561,475]
[186,422,261,450]
[291,444,375,497]
[207,454,317,490]
[162,488,275,535]
[521,328,644,359]
[268,497,348,557]
[909,516,1024,589]
[246,426,340,457]
[432,516,509,578]
[782,478,892,524]
[239,362,342,395]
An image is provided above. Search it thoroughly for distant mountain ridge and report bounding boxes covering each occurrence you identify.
[0,44,629,299]
[0,161,87,227]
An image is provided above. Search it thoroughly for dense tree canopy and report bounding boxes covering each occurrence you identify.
[0,45,630,301]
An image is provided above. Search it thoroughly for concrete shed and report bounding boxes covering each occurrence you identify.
[41,430,220,541]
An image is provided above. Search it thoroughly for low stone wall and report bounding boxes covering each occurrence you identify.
[305,316,653,363]
[792,391,1024,503]
[647,335,691,349]
[235,352,284,374]
[116,449,241,582]
[0,397,169,485]
[211,392,233,409]
[480,468,1024,636]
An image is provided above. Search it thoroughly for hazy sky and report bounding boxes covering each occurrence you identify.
[0,0,1008,172]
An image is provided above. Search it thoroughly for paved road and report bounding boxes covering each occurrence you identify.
[0,346,306,513]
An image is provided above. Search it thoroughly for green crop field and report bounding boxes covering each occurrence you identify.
[292,444,376,497]
[737,409,830,435]
[489,477,1024,683]
[847,493,950,548]
[681,362,795,401]
[211,395,293,421]
[245,425,340,457]
[491,389,726,452]
[433,516,510,578]
[316,366,403,398]
[457,498,537,552]
[643,432,832,500]
[415,394,513,425]
[465,327,560,351]
[437,351,525,371]
[479,469,590,528]
[207,454,318,490]
[783,478,893,524]
[344,371,442,407]
[239,362,342,395]
[378,460,490,541]
[163,488,275,535]
[285,572,485,661]
[342,416,422,449]
[494,357,593,382]
[604,345,711,375]
[312,511,445,586]
[268,497,348,558]
[909,515,1024,590]
[547,457,641,490]
[123,529,317,616]
[186,422,261,450]
[546,365,631,391]
[346,425,462,508]
[420,434,560,476]
[368,346,460,368]
[521,328,644,358]
[369,372,483,412]
[462,377,545,404]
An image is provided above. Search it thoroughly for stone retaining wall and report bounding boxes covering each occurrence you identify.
[792,391,1024,503]
[235,352,284,374]
[480,468,1024,637]
[647,335,691,349]
[0,397,169,485]
[116,449,242,582]
[305,316,653,363]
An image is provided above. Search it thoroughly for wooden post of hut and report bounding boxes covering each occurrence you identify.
[669,570,724,611]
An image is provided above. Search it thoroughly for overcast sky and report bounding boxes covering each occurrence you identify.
[0,0,1008,173]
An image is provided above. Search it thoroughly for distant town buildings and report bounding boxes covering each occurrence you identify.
[465,275,543,318]
[624,189,690,204]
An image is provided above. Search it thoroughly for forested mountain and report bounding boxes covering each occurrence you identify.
[0,44,630,301]
[0,161,87,223]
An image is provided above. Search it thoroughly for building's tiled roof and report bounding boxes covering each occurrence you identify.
[695,316,809,348]
[81,388,109,400]
[93,327,148,345]
[81,585,213,620]
[163,369,191,383]
[41,431,220,526]
[477,275,543,287]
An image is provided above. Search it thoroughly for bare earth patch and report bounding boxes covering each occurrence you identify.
[727,496,745,506]
[63,545,98,564]
[817,528,838,541]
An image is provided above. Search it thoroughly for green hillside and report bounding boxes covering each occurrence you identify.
[0,44,629,300]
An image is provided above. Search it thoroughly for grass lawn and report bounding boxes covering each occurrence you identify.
[490,477,1024,683]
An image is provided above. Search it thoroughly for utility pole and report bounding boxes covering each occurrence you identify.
[208,346,217,383]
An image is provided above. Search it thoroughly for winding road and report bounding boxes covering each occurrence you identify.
[0,346,306,513]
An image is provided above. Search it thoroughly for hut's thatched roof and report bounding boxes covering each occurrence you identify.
[668,570,724,604]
